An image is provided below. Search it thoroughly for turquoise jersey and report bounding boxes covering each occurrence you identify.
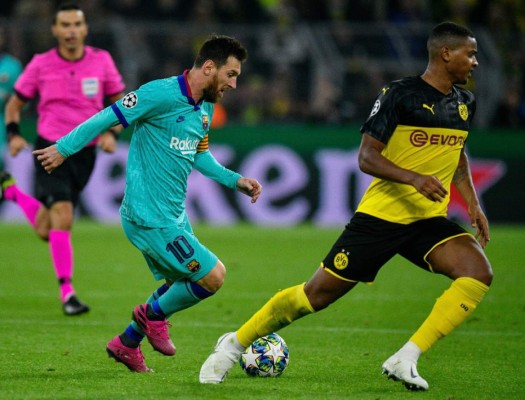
[56,73,242,228]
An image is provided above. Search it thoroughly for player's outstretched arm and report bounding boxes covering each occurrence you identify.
[33,145,66,174]
[236,177,262,203]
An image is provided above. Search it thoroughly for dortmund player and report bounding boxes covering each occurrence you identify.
[199,22,492,391]
[34,34,262,372]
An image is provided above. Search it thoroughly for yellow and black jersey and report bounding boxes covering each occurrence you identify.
[357,76,476,224]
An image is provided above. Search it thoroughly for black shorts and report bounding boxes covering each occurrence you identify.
[33,136,97,208]
[321,212,471,283]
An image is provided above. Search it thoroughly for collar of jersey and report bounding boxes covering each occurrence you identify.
[55,46,87,62]
[178,70,202,111]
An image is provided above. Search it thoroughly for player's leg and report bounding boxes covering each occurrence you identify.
[200,213,396,384]
[199,268,357,384]
[131,260,224,356]
[106,276,170,373]
[1,163,87,315]
[109,216,222,371]
[236,267,356,348]
[0,167,87,312]
[39,143,95,315]
[407,234,491,352]
[383,219,492,391]
[47,200,75,303]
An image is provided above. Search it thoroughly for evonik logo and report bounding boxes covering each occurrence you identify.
[170,136,200,154]
[409,130,465,148]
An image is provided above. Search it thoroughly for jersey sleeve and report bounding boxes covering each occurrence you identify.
[194,149,242,189]
[56,106,120,157]
[360,83,400,144]
[13,54,40,100]
[109,81,168,128]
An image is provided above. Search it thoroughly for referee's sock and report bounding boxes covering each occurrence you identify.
[49,229,75,303]
[409,277,489,353]
[3,183,42,227]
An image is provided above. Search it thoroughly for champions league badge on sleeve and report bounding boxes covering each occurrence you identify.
[122,92,138,109]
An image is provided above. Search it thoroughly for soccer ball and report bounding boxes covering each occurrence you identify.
[240,333,289,377]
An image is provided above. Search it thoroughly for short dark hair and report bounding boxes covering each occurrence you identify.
[427,21,475,58]
[194,34,248,69]
[53,2,83,25]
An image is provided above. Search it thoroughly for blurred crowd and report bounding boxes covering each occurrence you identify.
[1,0,524,128]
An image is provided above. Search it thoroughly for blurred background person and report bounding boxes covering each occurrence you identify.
[0,25,22,169]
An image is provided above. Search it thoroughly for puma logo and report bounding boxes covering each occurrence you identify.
[423,103,435,115]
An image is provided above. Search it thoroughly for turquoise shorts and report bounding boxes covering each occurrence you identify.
[121,212,218,282]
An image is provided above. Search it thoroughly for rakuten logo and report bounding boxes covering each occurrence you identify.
[409,130,465,148]
[170,136,200,154]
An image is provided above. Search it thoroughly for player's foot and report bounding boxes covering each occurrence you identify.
[382,355,429,391]
[63,294,90,316]
[106,335,152,373]
[132,304,176,356]
[0,171,15,202]
[199,332,244,384]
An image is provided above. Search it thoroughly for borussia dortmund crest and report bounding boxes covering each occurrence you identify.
[334,252,349,270]
[458,103,468,121]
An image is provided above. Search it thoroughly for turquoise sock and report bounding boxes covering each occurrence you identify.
[156,279,213,317]
[147,282,169,303]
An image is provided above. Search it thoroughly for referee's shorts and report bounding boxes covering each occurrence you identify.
[33,136,96,208]
[321,212,471,283]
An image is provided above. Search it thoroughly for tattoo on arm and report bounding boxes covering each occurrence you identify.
[453,163,468,186]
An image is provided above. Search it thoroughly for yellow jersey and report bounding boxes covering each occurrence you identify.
[357,76,475,224]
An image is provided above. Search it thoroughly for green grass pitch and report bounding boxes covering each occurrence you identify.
[0,221,523,400]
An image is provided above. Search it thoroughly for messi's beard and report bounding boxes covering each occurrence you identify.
[202,75,220,103]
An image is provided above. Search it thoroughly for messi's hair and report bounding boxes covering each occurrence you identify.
[427,21,475,57]
[53,2,83,25]
[194,34,248,68]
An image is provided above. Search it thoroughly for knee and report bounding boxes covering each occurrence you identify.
[467,252,493,286]
[477,264,493,287]
[33,210,50,241]
[303,284,333,312]
[35,225,50,241]
[456,260,493,287]
[306,296,330,312]
[303,268,356,311]
[198,260,226,293]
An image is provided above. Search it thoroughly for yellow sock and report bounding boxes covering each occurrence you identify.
[410,277,489,353]
[236,283,315,348]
